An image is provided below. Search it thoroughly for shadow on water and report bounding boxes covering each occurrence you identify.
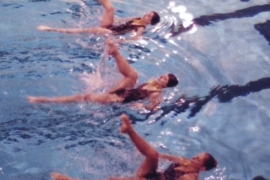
[170,4,270,45]
[252,176,270,180]
[193,4,270,26]
[254,20,270,46]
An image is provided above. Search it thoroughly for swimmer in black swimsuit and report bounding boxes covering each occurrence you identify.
[37,0,160,41]
[27,39,178,110]
[51,114,218,180]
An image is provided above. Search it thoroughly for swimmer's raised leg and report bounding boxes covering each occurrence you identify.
[27,94,85,103]
[100,0,115,27]
[27,93,123,103]
[37,0,115,34]
[107,39,135,77]
[37,26,112,34]
[107,39,138,93]
[120,114,158,178]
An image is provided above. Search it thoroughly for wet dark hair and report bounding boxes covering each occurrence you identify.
[203,153,218,171]
[166,74,178,87]
[151,11,160,25]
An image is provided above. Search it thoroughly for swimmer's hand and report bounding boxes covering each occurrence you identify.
[37,25,52,31]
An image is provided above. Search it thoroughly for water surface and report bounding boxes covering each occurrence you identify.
[1,0,270,179]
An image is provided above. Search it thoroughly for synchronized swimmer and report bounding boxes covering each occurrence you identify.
[37,0,160,41]
[51,114,217,180]
[27,39,178,110]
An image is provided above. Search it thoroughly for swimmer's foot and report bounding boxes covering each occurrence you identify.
[120,114,132,134]
[106,39,119,56]
[37,25,52,31]
[51,172,75,180]
[27,96,49,103]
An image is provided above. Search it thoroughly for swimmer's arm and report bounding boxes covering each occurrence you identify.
[115,27,144,42]
[144,100,159,110]
[129,27,144,40]
[132,99,159,110]
[144,92,161,110]
[129,94,159,110]
[159,153,190,163]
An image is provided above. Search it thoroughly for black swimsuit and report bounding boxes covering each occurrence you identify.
[144,163,191,180]
[111,83,159,103]
[106,18,146,35]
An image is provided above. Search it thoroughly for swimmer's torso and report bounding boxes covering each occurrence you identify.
[107,17,146,35]
[111,80,161,103]
[145,162,199,180]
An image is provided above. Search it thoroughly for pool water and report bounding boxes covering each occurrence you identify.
[1,0,270,179]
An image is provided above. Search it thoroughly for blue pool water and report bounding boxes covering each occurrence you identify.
[1,0,270,179]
